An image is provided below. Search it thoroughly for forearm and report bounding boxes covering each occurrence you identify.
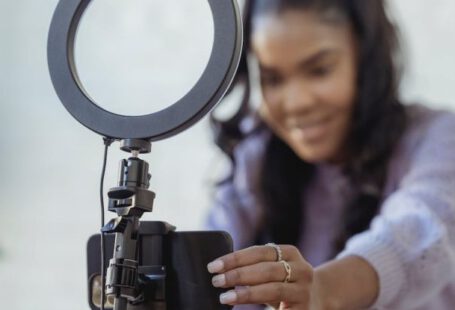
[314,256,379,310]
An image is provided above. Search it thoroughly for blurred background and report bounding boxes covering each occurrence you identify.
[0,0,454,309]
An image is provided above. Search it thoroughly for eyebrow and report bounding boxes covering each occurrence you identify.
[259,48,339,74]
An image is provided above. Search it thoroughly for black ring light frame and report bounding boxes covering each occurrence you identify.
[48,0,242,140]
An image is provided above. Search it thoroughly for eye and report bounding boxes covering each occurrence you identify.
[260,73,283,87]
[308,64,334,78]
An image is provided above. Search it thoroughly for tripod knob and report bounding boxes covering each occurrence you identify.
[101,217,128,234]
[120,139,151,154]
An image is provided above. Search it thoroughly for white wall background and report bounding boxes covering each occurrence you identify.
[0,0,454,309]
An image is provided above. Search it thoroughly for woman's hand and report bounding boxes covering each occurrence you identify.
[207,244,325,309]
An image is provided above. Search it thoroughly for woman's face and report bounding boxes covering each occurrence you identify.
[252,9,358,163]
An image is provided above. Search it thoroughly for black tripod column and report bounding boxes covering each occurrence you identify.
[104,216,141,309]
[103,139,156,310]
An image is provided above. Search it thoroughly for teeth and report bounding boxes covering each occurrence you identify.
[288,117,328,130]
[291,127,305,138]
[289,121,320,130]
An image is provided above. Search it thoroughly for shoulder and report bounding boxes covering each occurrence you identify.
[396,104,453,147]
[385,104,455,193]
[405,104,455,138]
[230,120,272,192]
[236,114,271,151]
[235,126,270,162]
[401,104,455,160]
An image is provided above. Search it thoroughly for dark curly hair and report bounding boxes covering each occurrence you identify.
[211,0,407,255]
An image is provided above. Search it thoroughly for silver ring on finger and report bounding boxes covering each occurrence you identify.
[265,243,282,262]
[280,260,292,283]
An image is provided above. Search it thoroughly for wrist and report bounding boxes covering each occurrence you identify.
[312,256,379,310]
[312,267,342,310]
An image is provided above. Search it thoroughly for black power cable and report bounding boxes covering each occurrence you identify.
[100,137,114,310]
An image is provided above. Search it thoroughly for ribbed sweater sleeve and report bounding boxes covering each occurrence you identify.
[337,110,455,309]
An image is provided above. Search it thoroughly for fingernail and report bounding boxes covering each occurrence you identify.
[212,274,226,287]
[207,260,224,273]
[220,290,237,304]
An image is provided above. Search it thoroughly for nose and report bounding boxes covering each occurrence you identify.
[282,79,316,115]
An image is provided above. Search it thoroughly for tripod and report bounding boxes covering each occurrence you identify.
[87,139,233,310]
[47,1,242,308]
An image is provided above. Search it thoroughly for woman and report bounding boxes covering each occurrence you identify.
[206,0,455,309]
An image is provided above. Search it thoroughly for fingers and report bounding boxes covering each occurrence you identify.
[212,261,289,288]
[208,246,278,273]
[208,244,301,274]
[219,283,309,306]
[207,245,314,307]
[212,259,313,289]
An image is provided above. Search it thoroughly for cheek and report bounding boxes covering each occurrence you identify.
[259,89,286,125]
[262,83,287,110]
[320,78,356,147]
[259,102,285,136]
[315,70,357,111]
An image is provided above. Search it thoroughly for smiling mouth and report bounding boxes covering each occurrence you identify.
[287,116,331,130]
[287,116,332,141]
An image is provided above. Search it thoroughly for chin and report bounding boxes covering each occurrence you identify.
[293,145,337,164]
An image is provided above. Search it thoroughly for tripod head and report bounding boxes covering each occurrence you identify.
[108,139,154,218]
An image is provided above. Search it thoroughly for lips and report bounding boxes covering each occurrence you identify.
[287,116,332,141]
[288,117,328,129]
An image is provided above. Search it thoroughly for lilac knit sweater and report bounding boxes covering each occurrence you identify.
[205,104,455,309]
